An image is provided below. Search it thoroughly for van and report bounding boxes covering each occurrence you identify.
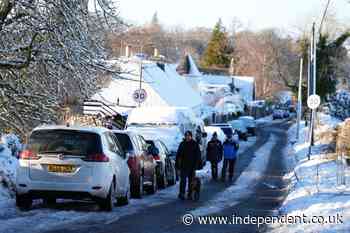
[126,107,207,167]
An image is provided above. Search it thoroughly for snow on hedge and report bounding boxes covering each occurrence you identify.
[0,143,18,200]
[326,90,350,120]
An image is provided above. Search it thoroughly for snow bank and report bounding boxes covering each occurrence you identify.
[0,142,18,201]
[270,115,350,233]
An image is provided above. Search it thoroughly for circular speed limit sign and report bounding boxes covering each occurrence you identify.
[133,89,147,103]
[307,94,321,110]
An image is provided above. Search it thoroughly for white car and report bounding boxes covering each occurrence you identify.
[16,126,130,211]
[204,126,227,143]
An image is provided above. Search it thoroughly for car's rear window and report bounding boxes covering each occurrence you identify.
[221,127,233,136]
[114,133,133,152]
[28,130,102,156]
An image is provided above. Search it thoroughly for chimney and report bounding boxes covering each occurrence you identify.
[154,48,159,57]
[125,45,131,57]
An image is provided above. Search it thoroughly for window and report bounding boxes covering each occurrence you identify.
[114,133,133,152]
[104,132,118,153]
[108,133,124,156]
[28,130,102,157]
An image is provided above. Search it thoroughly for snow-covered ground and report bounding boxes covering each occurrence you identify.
[270,114,350,233]
[0,135,256,233]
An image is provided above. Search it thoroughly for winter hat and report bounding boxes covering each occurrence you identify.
[185,131,192,137]
[213,132,218,137]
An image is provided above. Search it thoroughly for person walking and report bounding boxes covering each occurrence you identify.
[206,132,223,180]
[221,133,239,182]
[175,131,201,200]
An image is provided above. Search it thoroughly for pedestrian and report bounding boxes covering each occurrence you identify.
[206,132,223,180]
[221,133,239,182]
[175,131,201,200]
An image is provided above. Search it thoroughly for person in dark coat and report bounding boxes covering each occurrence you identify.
[175,131,201,200]
[221,133,239,182]
[206,132,223,180]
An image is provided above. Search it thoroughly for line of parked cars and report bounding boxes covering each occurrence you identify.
[16,125,179,211]
[209,116,257,142]
[272,109,290,120]
[15,105,257,212]
[16,107,208,211]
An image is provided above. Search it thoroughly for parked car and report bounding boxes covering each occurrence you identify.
[126,107,208,168]
[273,110,284,120]
[16,126,130,211]
[283,110,290,118]
[239,116,257,136]
[154,140,176,186]
[204,126,226,143]
[113,130,158,198]
[228,120,248,141]
[210,124,238,141]
[145,139,167,189]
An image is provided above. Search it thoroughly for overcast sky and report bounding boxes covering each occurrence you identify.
[117,0,350,31]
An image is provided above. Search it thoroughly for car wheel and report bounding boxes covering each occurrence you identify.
[117,190,129,206]
[131,173,143,198]
[145,169,157,194]
[16,194,32,211]
[43,197,56,206]
[157,165,166,189]
[167,164,176,186]
[99,182,114,211]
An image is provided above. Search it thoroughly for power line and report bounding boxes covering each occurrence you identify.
[319,0,331,34]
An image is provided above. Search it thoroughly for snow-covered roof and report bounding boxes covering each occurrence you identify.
[92,58,203,113]
[33,125,110,135]
[187,55,202,76]
[186,74,254,103]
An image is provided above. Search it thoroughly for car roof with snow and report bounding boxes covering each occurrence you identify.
[33,125,110,135]
[112,129,144,138]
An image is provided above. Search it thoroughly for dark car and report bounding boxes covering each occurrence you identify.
[154,140,176,186]
[210,124,235,137]
[283,110,290,118]
[145,139,167,189]
[228,120,248,141]
[273,110,284,120]
[113,130,158,198]
[238,116,256,136]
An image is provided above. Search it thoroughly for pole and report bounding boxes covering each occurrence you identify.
[139,61,142,108]
[296,58,303,141]
[307,23,316,160]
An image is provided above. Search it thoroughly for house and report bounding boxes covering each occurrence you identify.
[178,55,255,116]
[86,57,204,120]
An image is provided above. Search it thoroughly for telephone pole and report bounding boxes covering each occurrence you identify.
[296,58,303,141]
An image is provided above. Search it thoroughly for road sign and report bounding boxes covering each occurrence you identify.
[133,89,147,103]
[307,94,321,110]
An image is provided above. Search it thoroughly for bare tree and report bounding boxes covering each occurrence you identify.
[0,0,122,136]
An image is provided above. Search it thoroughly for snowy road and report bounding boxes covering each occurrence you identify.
[28,119,291,233]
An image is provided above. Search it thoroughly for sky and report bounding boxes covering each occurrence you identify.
[117,0,350,31]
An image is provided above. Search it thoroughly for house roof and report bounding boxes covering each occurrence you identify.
[91,58,203,113]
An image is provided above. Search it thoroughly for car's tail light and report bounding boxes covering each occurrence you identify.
[20,150,41,160]
[153,154,160,161]
[83,153,109,162]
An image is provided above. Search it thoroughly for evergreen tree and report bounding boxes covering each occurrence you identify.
[151,11,160,26]
[316,32,350,99]
[201,19,233,68]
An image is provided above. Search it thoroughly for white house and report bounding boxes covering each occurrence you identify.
[86,57,204,117]
[179,55,255,115]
